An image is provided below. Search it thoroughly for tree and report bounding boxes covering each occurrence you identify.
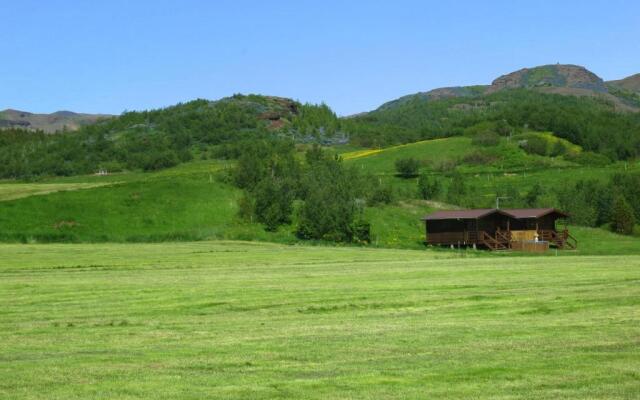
[471,132,500,146]
[550,140,567,157]
[296,155,367,242]
[417,174,441,200]
[394,157,420,178]
[524,183,543,207]
[610,195,635,235]
[446,174,467,206]
[253,177,294,231]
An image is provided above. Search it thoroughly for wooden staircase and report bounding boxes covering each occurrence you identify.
[539,229,577,249]
[480,231,510,251]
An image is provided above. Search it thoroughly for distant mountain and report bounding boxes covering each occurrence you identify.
[489,64,607,92]
[376,64,639,112]
[605,73,640,108]
[344,64,640,158]
[0,109,111,133]
[607,73,640,92]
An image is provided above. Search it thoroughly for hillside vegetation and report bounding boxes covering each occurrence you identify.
[0,63,639,247]
[1,140,639,252]
[1,66,639,181]
[0,95,340,179]
[344,89,640,160]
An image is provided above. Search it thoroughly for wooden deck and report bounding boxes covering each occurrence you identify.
[427,229,577,251]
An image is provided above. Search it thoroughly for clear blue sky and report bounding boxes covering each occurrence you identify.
[1,0,638,116]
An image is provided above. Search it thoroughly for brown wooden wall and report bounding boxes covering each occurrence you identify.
[425,212,565,246]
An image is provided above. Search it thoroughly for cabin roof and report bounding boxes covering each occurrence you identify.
[422,208,568,221]
[422,209,508,220]
[502,208,569,218]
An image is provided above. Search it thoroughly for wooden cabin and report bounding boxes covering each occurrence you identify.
[422,208,576,251]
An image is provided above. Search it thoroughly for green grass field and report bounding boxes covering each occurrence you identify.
[1,241,639,399]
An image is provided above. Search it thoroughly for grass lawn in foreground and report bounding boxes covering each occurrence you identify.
[1,241,639,399]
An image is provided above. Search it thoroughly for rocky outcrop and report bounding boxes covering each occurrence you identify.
[373,64,639,113]
[490,64,607,92]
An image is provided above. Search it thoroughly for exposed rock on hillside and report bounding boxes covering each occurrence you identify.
[489,64,607,92]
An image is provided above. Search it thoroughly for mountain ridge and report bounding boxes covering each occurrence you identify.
[0,109,111,133]
[376,64,640,112]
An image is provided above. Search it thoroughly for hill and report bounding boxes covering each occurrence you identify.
[1,64,639,180]
[489,64,607,92]
[0,95,341,179]
[344,65,640,159]
[0,109,110,133]
[606,73,640,107]
[373,64,638,112]
[1,138,639,252]
[607,73,640,92]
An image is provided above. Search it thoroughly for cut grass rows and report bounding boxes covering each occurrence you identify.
[1,241,639,399]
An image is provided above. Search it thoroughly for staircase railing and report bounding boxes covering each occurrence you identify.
[538,229,577,249]
[495,230,512,247]
[480,231,508,250]
[561,229,577,249]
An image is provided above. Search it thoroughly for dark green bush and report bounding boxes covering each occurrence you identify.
[471,132,500,146]
[394,157,421,178]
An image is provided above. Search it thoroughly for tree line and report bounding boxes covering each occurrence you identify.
[404,161,640,235]
[343,89,640,160]
[230,140,396,242]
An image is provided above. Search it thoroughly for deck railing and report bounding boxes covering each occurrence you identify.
[427,228,576,250]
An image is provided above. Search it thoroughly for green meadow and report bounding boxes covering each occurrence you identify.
[1,241,639,399]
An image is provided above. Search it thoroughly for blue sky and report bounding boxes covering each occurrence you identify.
[1,0,638,116]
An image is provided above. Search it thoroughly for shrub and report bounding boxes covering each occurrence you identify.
[351,219,371,243]
[296,155,364,242]
[434,159,458,173]
[446,174,467,205]
[369,184,394,205]
[565,151,611,166]
[611,195,635,235]
[253,178,294,231]
[519,136,548,156]
[394,157,420,178]
[462,151,497,165]
[471,132,500,147]
[141,151,179,171]
[417,174,441,200]
[237,192,255,222]
[550,140,567,157]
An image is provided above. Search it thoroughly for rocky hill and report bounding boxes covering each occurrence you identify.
[0,109,111,133]
[0,94,342,178]
[607,73,640,92]
[488,64,607,92]
[343,65,640,158]
[375,64,639,112]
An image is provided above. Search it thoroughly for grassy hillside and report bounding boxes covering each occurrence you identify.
[342,135,636,191]
[0,137,639,252]
[0,95,341,179]
[1,241,639,399]
[342,134,581,175]
[0,161,293,243]
[344,88,640,160]
[0,182,114,201]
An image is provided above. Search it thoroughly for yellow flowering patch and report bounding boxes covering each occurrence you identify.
[341,149,383,160]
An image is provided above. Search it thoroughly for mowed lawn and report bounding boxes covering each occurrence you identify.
[1,242,639,399]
